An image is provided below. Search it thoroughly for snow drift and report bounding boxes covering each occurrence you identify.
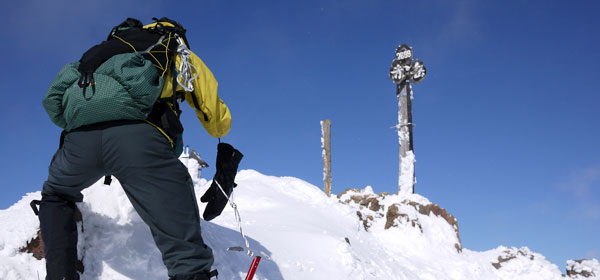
[1,154,598,279]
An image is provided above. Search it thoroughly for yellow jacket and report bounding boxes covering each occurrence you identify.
[161,52,232,138]
[144,22,232,139]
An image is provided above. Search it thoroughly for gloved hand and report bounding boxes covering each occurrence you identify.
[200,143,243,221]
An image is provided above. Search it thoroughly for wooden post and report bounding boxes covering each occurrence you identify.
[321,120,332,197]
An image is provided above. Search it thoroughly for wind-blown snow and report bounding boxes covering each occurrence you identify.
[0,155,598,279]
[398,150,415,193]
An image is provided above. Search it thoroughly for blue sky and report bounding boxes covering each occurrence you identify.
[1,0,599,270]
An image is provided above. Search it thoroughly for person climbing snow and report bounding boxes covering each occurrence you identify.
[32,17,241,280]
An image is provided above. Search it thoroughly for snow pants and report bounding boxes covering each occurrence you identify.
[40,120,214,279]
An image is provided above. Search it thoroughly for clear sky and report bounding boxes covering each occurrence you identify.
[1,0,598,270]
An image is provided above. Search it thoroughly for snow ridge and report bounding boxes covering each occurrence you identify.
[0,156,598,279]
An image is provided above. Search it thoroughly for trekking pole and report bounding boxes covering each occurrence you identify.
[245,256,261,280]
[213,180,267,278]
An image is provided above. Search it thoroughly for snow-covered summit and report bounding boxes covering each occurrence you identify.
[0,157,598,279]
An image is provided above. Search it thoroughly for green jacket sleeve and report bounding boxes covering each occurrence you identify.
[42,62,81,129]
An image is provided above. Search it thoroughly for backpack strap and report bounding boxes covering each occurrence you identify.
[167,42,183,116]
[151,17,190,48]
[208,269,218,279]
[172,62,180,114]
[30,200,41,216]
[103,176,112,186]
[107,18,143,40]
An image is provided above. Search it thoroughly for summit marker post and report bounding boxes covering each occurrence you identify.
[321,120,332,197]
[389,44,427,194]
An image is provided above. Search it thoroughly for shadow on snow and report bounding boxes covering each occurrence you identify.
[76,203,283,280]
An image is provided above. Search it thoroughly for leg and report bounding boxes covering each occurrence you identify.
[40,129,105,280]
[39,195,80,280]
[102,122,214,278]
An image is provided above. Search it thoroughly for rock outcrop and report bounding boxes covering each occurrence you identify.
[337,187,462,253]
[19,230,44,260]
[567,259,600,278]
[491,248,535,269]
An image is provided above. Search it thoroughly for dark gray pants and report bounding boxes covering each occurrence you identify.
[42,121,213,278]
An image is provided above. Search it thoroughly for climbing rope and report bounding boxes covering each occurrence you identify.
[213,179,253,256]
[175,36,198,92]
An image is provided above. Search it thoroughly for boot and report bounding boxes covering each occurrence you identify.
[169,269,218,280]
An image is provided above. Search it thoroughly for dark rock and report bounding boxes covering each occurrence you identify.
[338,188,462,253]
[356,211,374,231]
[365,197,382,211]
[492,254,517,269]
[19,229,44,260]
[338,189,385,211]
[337,188,362,201]
[384,204,422,233]
[567,259,597,278]
[20,230,85,274]
[492,248,536,270]
[339,189,384,231]
[401,200,462,252]
[337,189,462,253]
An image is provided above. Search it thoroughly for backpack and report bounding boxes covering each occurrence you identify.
[43,17,189,148]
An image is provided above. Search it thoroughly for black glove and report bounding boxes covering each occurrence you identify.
[200,143,243,221]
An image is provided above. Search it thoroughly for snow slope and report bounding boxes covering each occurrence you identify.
[1,155,598,279]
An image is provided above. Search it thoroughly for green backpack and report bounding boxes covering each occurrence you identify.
[42,17,189,133]
[43,53,163,131]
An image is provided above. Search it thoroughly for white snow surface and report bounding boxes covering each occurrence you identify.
[1,156,598,279]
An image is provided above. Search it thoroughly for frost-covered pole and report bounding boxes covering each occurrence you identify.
[389,44,426,194]
[321,120,332,197]
[321,120,331,196]
[397,82,415,194]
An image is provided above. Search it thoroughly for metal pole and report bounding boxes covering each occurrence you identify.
[397,82,414,194]
[407,83,416,194]
[390,44,425,195]
[406,83,414,152]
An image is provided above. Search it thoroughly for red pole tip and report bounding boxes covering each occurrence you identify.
[245,256,262,280]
